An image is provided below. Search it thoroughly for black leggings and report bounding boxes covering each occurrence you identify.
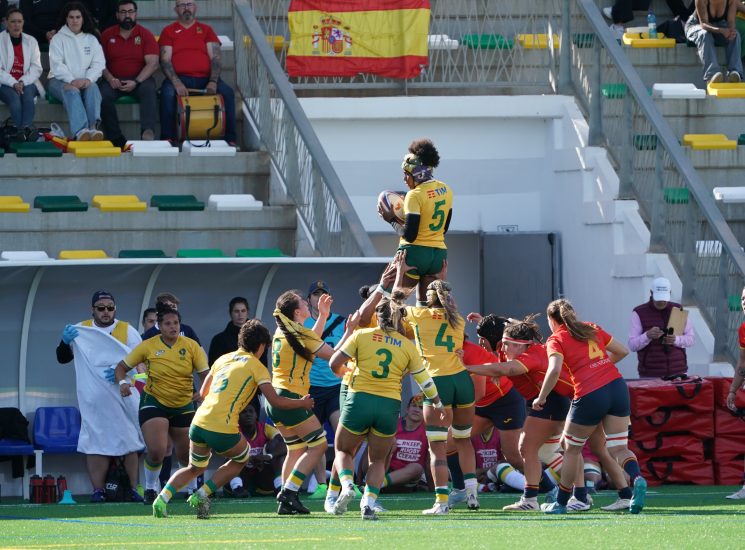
[612,0,694,24]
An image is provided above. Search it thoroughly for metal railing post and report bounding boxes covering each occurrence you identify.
[618,93,633,198]
[649,144,665,250]
[714,254,731,358]
[681,199,697,304]
[588,44,603,146]
[558,0,572,94]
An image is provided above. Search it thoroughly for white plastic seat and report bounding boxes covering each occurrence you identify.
[208,194,263,211]
[182,140,237,157]
[652,83,706,99]
[713,187,745,203]
[1,251,50,261]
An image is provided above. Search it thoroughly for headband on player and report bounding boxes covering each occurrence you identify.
[502,336,534,345]
[401,153,433,184]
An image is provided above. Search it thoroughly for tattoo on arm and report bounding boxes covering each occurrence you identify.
[209,52,221,81]
[161,60,179,84]
[434,459,447,467]
[738,367,745,377]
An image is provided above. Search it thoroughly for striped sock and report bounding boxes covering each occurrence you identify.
[159,483,178,504]
[381,474,392,489]
[364,485,380,507]
[524,484,539,499]
[622,457,641,484]
[557,483,572,506]
[284,469,306,492]
[435,486,449,504]
[339,469,354,490]
[144,459,162,491]
[198,480,218,498]
[327,475,341,497]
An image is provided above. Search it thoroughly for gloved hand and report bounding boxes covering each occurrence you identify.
[104,368,117,384]
[62,324,79,345]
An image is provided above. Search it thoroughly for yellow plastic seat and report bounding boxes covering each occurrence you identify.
[707,82,745,98]
[58,249,109,259]
[517,33,559,49]
[622,31,675,48]
[92,195,147,212]
[73,147,122,158]
[0,196,30,212]
[66,141,115,151]
[682,134,737,150]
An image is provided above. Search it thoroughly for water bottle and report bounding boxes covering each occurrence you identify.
[647,9,658,39]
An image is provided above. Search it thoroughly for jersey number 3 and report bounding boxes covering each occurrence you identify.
[373,348,392,379]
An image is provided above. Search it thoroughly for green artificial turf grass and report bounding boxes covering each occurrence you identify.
[1,486,744,549]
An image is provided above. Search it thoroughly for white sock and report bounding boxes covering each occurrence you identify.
[144,464,162,491]
[464,477,478,495]
[496,463,526,491]
[307,474,318,494]
[187,477,198,492]
[230,477,243,490]
[274,476,282,490]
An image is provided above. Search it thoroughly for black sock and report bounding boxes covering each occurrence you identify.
[447,453,465,490]
[538,471,556,492]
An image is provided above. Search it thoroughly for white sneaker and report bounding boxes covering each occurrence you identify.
[466,492,480,511]
[502,497,539,511]
[710,72,725,84]
[567,496,591,512]
[609,24,625,40]
[422,502,450,515]
[324,495,337,514]
[726,486,745,499]
[448,488,467,507]
[89,129,104,141]
[332,485,355,516]
[728,71,742,83]
[602,6,613,20]
[601,498,631,511]
[75,128,91,141]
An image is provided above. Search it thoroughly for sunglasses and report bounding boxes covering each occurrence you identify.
[94,305,116,312]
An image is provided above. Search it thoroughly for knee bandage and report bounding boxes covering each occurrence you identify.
[584,462,602,476]
[538,435,562,465]
[451,424,472,439]
[304,429,327,448]
[231,443,251,464]
[426,426,449,443]
[563,432,589,448]
[284,435,305,451]
[190,449,212,468]
[605,431,628,448]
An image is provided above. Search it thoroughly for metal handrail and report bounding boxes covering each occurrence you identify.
[233,0,377,257]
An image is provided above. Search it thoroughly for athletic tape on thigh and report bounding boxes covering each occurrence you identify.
[284,435,305,451]
[451,424,472,439]
[190,449,212,468]
[605,431,628,448]
[231,443,251,464]
[538,437,562,464]
[563,432,589,447]
[584,463,602,476]
[305,430,327,448]
[426,426,449,442]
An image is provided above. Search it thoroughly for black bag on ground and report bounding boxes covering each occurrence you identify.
[104,457,130,502]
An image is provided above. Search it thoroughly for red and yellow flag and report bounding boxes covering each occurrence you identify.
[287,0,430,79]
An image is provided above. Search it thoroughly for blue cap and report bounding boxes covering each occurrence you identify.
[91,290,115,305]
[307,281,330,296]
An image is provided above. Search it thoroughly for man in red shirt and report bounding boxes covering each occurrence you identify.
[158,0,236,144]
[100,0,159,147]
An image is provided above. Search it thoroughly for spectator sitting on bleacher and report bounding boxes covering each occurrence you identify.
[99,0,158,147]
[628,277,695,378]
[56,290,144,503]
[47,2,105,140]
[158,0,236,144]
[0,7,42,139]
[602,1,695,37]
[685,0,743,83]
[20,0,65,45]
[142,292,201,344]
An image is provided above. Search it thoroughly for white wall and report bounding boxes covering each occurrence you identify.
[300,95,718,378]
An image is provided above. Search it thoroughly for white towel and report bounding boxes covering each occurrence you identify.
[71,326,144,455]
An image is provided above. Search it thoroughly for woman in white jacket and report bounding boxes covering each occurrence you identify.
[0,7,43,138]
[47,2,105,140]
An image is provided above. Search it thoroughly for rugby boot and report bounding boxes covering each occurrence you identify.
[422,502,450,515]
[187,492,211,519]
[601,498,630,511]
[332,485,356,516]
[630,477,647,514]
[152,496,168,518]
[503,497,539,511]
[361,505,378,521]
[277,489,310,515]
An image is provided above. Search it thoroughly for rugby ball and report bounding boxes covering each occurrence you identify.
[377,190,405,223]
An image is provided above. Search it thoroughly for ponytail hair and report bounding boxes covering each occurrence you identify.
[546,299,597,342]
[376,290,408,335]
[503,314,543,344]
[274,290,313,362]
[425,280,462,329]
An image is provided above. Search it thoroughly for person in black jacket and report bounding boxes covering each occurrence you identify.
[208,296,249,365]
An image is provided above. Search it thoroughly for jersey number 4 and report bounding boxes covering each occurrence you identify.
[588,340,604,360]
[435,323,455,352]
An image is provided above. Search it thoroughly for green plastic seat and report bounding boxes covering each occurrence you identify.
[729,295,742,311]
[115,95,140,105]
[45,92,62,104]
[150,195,205,211]
[601,83,628,99]
[0,148,4,157]
[633,134,658,150]
[462,33,513,49]
[176,248,225,258]
[15,142,63,157]
[34,195,88,212]
[572,33,595,48]
[663,188,689,204]
[118,249,168,258]
[235,247,286,257]
[738,133,745,146]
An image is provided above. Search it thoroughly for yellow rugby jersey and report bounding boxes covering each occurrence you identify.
[399,179,452,249]
[124,335,208,408]
[342,313,377,386]
[341,327,423,401]
[193,350,271,434]
[404,306,465,377]
[271,328,324,395]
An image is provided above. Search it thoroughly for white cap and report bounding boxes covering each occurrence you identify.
[652,277,671,301]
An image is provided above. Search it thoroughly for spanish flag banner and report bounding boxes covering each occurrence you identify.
[287,0,430,79]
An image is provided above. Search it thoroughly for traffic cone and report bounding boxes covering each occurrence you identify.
[59,490,77,505]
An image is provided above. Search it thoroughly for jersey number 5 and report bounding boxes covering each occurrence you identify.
[428,200,446,231]
[373,348,392,379]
